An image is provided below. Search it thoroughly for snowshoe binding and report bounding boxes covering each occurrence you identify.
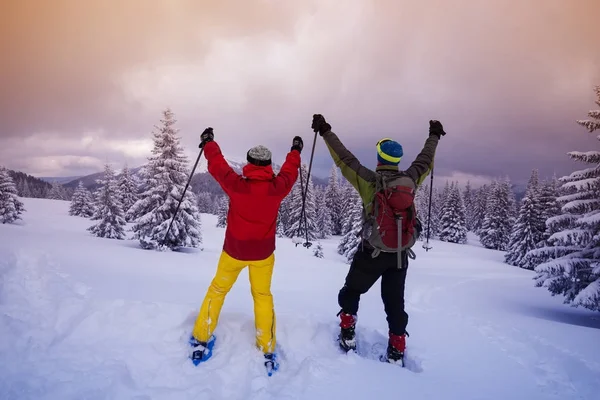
[264,353,279,376]
[189,335,216,366]
[337,310,357,353]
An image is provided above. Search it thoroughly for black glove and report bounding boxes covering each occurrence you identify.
[311,114,331,136]
[291,136,303,153]
[429,120,446,139]
[199,127,214,148]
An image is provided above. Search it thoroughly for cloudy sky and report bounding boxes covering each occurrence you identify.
[1,0,599,186]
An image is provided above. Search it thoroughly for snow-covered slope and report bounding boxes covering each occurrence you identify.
[1,198,599,400]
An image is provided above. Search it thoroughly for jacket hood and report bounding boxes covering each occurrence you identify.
[242,163,275,180]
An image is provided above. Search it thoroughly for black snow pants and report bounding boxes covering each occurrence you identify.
[338,242,409,336]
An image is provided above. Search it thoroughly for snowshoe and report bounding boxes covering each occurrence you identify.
[380,333,406,367]
[264,353,279,376]
[189,335,216,366]
[380,345,405,366]
[337,310,357,352]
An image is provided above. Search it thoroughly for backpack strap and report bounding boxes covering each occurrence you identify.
[396,213,403,268]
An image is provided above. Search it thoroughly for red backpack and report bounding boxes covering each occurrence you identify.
[364,172,419,253]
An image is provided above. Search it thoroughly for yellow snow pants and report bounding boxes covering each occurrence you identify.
[192,251,277,353]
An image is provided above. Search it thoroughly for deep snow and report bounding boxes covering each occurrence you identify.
[1,198,599,400]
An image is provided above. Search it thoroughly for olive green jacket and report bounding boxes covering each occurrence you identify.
[322,131,439,214]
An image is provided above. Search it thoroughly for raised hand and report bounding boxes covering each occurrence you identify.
[429,120,446,138]
[200,127,214,148]
[311,114,331,136]
[292,136,303,153]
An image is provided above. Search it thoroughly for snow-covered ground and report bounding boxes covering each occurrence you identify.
[1,198,599,400]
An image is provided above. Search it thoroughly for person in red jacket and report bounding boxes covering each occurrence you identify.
[190,128,302,372]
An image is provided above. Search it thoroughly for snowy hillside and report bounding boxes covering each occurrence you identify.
[1,198,599,400]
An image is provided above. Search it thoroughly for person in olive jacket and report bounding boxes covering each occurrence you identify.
[311,114,446,365]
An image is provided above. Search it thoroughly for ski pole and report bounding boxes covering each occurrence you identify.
[295,165,306,246]
[162,145,204,247]
[295,165,311,248]
[300,132,318,248]
[303,132,318,199]
[423,164,434,252]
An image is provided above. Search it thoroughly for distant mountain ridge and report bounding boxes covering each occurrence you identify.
[39,176,84,184]
[20,151,329,204]
[62,166,144,191]
[8,170,53,198]
[40,157,327,198]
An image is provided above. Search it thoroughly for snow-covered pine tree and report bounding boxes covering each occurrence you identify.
[431,185,446,238]
[537,176,562,242]
[416,183,442,240]
[438,182,468,244]
[472,184,490,233]
[507,181,518,224]
[129,108,202,250]
[479,178,513,250]
[505,169,545,269]
[87,164,126,239]
[339,194,364,262]
[210,195,220,215]
[48,182,68,200]
[338,183,360,236]
[463,181,477,231]
[69,181,94,217]
[533,86,600,311]
[285,164,318,241]
[216,195,228,228]
[325,166,344,235]
[414,182,430,241]
[277,192,291,236]
[431,181,451,238]
[315,186,333,239]
[313,242,324,258]
[435,186,444,234]
[302,169,319,240]
[196,192,214,214]
[440,181,451,203]
[18,178,32,198]
[276,212,285,238]
[337,188,361,256]
[14,177,23,196]
[523,177,570,268]
[576,85,600,133]
[118,164,138,220]
[24,180,33,198]
[414,182,428,215]
[0,166,25,224]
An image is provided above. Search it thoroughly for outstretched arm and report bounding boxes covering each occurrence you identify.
[405,120,446,185]
[273,148,301,197]
[405,136,439,185]
[203,141,240,195]
[311,114,377,197]
[321,130,377,198]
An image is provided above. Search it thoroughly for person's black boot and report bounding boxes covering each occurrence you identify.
[385,332,406,366]
[337,310,357,352]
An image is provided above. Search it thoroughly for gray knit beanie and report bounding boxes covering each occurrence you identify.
[247,145,272,166]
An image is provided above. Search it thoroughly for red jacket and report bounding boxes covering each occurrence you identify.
[204,141,300,261]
